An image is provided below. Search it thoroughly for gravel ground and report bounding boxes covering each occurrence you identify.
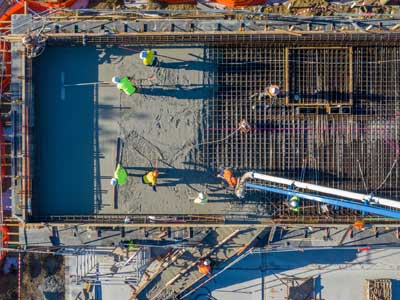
[22,254,65,300]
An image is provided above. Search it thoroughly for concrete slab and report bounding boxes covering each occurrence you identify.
[32,44,259,217]
[112,45,230,215]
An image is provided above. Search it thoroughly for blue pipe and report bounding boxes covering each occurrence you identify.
[245,183,400,219]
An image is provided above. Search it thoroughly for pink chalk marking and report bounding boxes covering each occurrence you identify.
[206,127,391,132]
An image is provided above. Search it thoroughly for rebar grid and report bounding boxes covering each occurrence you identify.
[203,44,400,220]
[286,47,352,106]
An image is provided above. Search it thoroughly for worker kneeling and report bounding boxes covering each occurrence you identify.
[140,50,157,66]
[111,164,128,186]
[198,258,212,275]
[143,169,159,192]
[112,76,137,96]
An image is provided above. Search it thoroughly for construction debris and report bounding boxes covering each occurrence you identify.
[365,279,392,300]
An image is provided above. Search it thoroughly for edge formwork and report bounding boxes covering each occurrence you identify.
[7,23,400,226]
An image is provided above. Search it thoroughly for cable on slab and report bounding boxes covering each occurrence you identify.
[170,120,251,164]
[357,159,369,194]
[372,159,398,193]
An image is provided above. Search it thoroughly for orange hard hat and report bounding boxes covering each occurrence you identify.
[230,176,238,186]
[153,170,159,177]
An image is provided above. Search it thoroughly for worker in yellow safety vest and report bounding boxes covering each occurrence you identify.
[139,50,157,66]
[143,169,159,192]
[289,196,300,212]
[112,76,137,96]
[111,163,128,186]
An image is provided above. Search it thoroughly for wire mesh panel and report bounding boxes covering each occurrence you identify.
[286,47,352,107]
[202,44,400,221]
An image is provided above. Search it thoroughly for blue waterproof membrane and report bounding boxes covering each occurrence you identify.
[33,47,98,216]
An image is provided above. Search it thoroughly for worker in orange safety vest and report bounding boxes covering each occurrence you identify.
[217,168,238,189]
[198,258,212,275]
[353,221,365,231]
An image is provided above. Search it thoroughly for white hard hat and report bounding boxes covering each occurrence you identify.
[203,259,209,266]
[110,178,118,186]
[139,51,147,59]
[22,35,33,44]
[289,197,299,208]
[112,76,121,84]
[198,193,205,200]
[269,85,280,96]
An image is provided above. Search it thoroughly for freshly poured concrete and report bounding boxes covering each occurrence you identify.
[112,46,239,215]
[33,47,97,216]
[33,45,257,217]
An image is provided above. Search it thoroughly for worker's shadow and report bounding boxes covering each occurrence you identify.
[97,48,133,64]
[158,60,211,72]
[139,85,212,100]
[126,167,219,186]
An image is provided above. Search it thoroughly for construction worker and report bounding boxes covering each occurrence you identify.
[353,220,365,231]
[139,50,157,66]
[288,196,300,212]
[267,84,280,97]
[22,33,47,58]
[194,192,209,204]
[198,258,212,275]
[143,169,159,192]
[111,163,128,186]
[217,168,238,189]
[112,76,137,96]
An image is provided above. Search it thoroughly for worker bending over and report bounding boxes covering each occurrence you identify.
[140,50,157,66]
[194,192,208,204]
[111,163,128,186]
[267,84,280,97]
[143,169,159,192]
[217,168,238,189]
[198,258,212,275]
[112,76,137,96]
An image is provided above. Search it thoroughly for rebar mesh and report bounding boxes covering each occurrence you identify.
[202,44,400,220]
[286,47,352,106]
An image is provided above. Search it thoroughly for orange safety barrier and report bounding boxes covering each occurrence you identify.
[0,42,11,93]
[213,0,265,7]
[0,226,9,262]
[1,226,9,243]
[157,0,196,4]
